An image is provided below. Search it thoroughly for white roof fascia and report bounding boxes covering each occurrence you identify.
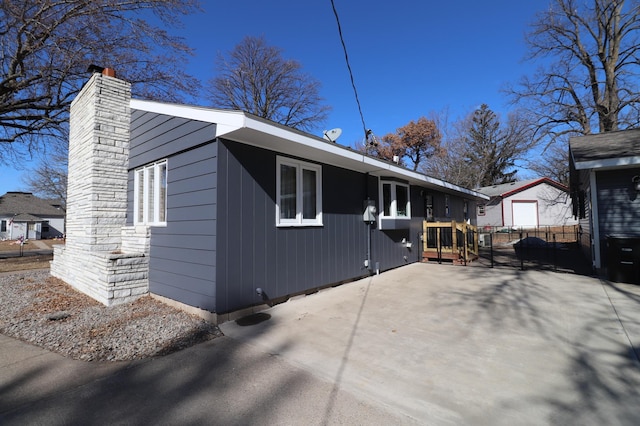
[574,155,640,170]
[242,116,487,200]
[130,99,488,201]
[360,156,488,199]
[243,115,365,162]
[129,99,245,137]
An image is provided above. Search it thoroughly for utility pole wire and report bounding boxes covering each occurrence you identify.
[330,0,369,142]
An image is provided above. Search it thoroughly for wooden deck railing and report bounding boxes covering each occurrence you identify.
[422,221,479,264]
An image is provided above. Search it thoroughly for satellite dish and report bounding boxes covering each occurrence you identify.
[323,128,342,143]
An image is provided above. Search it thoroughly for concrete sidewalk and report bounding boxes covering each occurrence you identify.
[0,333,404,425]
[2,263,640,425]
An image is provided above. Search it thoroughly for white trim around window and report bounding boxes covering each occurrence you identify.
[134,160,168,226]
[379,180,411,220]
[276,156,322,227]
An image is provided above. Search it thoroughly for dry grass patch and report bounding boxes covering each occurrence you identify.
[0,254,53,273]
[29,277,100,315]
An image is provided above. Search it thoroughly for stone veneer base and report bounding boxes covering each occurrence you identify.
[51,245,149,306]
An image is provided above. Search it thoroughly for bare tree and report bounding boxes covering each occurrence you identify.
[208,35,330,132]
[528,142,570,186]
[21,141,68,211]
[423,118,472,187]
[425,105,534,189]
[508,0,640,145]
[0,0,200,163]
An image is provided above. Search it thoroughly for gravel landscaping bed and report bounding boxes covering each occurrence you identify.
[0,270,222,362]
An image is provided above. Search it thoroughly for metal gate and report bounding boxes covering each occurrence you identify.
[474,225,592,274]
[422,224,592,274]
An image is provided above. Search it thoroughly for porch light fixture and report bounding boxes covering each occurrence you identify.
[633,175,640,192]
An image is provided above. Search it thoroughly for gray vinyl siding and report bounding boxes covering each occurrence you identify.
[579,213,592,263]
[596,168,640,234]
[128,110,218,311]
[129,111,216,169]
[127,111,478,314]
[216,139,372,313]
[216,140,447,313]
[596,168,640,265]
[149,145,217,311]
[576,169,592,262]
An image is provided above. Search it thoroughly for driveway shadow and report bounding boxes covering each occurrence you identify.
[436,265,640,425]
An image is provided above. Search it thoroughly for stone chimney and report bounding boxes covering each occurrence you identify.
[51,70,149,305]
[65,69,130,252]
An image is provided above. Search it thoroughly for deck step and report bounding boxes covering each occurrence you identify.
[422,251,478,265]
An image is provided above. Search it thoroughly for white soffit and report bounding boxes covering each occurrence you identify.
[130,99,488,200]
[130,99,246,136]
[575,155,640,170]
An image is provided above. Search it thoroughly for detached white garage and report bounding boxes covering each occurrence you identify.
[476,178,577,229]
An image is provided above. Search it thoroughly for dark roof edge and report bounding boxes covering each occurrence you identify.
[500,178,569,198]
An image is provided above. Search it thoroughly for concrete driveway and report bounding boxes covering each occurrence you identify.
[220,263,640,425]
[2,262,639,425]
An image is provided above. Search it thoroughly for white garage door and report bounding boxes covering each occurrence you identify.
[512,201,538,227]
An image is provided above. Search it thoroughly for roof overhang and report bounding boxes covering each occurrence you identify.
[130,99,489,201]
[500,178,568,198]
[12,213,44,222]
[572,155,640,171]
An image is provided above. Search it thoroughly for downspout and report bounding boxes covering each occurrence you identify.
[365,172,373,274]
[590,171,601,270]
[367,218,372,273]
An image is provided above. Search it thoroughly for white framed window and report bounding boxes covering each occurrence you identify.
[276,156,322,226]
[380,180,410,219]
[134,160,168,226]
[478,204,486,216]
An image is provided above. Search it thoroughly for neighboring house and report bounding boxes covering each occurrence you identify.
[0,192,65,240]
[476,178,577,229]
[51,70,488,322]
[569,128,640,275]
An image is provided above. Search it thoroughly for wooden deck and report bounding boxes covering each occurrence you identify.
[422,221,479,265]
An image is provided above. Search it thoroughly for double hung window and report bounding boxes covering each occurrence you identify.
[134,160,167,226]
[380,180,410,219]
[276,156,322,226]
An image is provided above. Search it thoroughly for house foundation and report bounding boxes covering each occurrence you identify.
[51,70,150,306]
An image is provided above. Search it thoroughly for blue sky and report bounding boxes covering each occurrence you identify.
[1,0,547,196]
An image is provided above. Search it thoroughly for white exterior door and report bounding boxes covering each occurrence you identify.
[512,201,538,228]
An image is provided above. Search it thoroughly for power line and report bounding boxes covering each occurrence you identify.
[330,0,369,142]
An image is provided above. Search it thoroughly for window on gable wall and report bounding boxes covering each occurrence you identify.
[478,204,486,216]
[380,180,411,219]
[134,160,168,226]
[276,156,322,226]
[445,194,450,218]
